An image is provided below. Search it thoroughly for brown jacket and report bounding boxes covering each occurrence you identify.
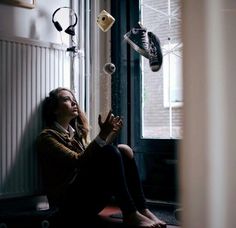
[37,126,101,206]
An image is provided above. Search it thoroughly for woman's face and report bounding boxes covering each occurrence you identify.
[54,90,79,121]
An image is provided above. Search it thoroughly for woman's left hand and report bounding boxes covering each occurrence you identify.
[112,115,123,134]
[98,111,123,140]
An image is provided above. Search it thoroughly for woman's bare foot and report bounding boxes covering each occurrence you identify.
[139,209,167,228]
[123,210,157,227]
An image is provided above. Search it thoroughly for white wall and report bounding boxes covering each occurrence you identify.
[0,0,73,198]
[0,0,112,139]
[0,0,71,44]
[181,0,236,228]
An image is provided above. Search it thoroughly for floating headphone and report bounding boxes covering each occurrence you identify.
[52,7,78,36]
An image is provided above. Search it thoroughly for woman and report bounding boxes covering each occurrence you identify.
[37,87,166,228]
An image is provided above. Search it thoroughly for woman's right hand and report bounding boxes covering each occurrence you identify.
[98,110,123,141]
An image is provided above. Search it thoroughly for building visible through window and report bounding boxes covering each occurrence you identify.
[140,0,183,139]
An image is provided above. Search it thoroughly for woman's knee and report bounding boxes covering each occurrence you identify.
[117,144,134,159]
[101,144,122,160]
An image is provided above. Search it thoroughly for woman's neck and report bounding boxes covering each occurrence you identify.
[56,118,71,131]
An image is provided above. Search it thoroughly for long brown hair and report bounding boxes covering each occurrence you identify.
[42,87,90,143]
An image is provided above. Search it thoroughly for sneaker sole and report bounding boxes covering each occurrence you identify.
[124,34,149,59]
[150,64,161,72]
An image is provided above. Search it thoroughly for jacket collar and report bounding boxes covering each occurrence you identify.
[54,122,75,139]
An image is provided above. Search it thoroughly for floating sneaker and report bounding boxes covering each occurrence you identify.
[124,22,149,59]
[148,31,163,72]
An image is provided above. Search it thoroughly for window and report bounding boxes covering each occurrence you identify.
[163,42,183,108]
[140,0,183,139]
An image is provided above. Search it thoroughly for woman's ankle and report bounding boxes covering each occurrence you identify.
[122,210,155,227]
[139,208,167,227]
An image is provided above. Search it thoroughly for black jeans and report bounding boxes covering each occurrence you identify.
[61,144,146,217]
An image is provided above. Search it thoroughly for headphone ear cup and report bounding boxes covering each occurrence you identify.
[65,25,75,36]
[53,21,63,32]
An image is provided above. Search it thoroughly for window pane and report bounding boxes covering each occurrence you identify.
[140,0,183,139]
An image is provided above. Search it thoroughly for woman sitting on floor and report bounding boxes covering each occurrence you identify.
[37,87,166,228]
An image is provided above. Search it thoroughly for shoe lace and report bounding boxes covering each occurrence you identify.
[140,30,148,50]
[149,41,157,57]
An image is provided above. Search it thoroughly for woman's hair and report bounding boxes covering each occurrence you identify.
[42,87,90,143]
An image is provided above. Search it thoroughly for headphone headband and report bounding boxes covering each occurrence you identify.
[52,6,78,35]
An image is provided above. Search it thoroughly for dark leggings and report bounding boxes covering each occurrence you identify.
[61,144,146,217]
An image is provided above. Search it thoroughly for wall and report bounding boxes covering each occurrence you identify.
[0,0,70,44]
[0,0,113,150]
[0,0,73,198]
[181,0,236,228]
[0,0,113,198]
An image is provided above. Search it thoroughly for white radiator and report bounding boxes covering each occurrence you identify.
[0,35,70,198]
